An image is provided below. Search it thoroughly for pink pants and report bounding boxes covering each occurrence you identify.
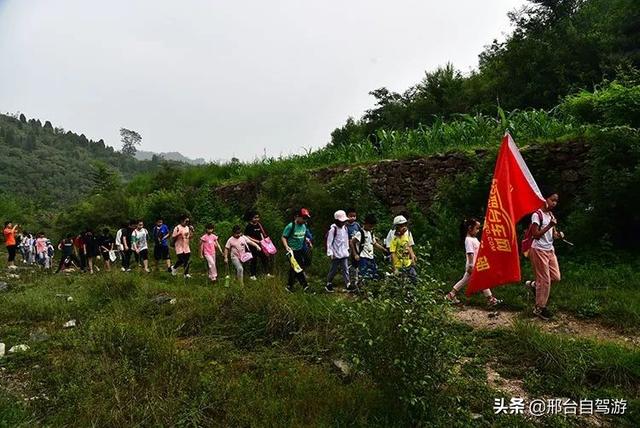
[529,247,561,308]
[204,254,218,281]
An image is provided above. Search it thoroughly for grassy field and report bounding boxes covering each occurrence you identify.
[0,250,638,427]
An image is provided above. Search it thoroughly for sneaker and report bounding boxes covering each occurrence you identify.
[126,269,132,272]
[533,306,552,320]
[285,285,293,293]
[346,284,358,293]
[171,267,177,276]
[145,268,151,273]
[487,297,503,308]
[325,284,335,293]
[266,274,274,278]
[121,267,126,272]
[445,291,461,305]
[524,280,536,290]
[249,276,257,281]
[303,285,310,292]
[184,274,192,279]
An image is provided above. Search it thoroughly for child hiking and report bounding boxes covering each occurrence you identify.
[132,220,151,273]
[345,208,363,289]
[243,211,275,280]
[389,215,418,284]
[170,215,193,278]
[3,221,19,269]
[282,208,312,292]
[326,210,354,293]
[525,191,563,320]
[200,223,223,283]
[152,218,171,271]
[350,214,387,287]
[224,225,261,286]
[445,218,502,307]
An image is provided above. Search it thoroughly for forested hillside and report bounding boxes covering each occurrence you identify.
[0,113,179,206]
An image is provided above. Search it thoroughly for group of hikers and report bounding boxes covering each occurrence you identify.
[2,190,562,320]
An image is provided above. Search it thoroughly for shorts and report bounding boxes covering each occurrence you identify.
[139,249,149,261]
[154,245,170,260]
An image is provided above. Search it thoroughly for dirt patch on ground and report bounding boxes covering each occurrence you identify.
[451,306,640,349]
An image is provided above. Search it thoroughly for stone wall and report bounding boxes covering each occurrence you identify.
[213,140,590,213]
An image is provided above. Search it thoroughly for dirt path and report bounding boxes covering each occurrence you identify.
[451,306,640,349]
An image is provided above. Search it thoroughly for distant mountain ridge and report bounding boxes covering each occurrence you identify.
[135,150,207,165]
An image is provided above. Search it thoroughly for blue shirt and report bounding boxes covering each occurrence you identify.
[153,224,170,247]
[346,222,362,239]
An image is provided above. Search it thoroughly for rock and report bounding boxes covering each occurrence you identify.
[0,282,8,292]
[333,359,352,377]
[150,294,173,305]
[30,331,50,342]
[472,413,483,420]
[62,320,76,328]
[169,298,177,305]
[55,294,74,302]
[0,343,5,357]
[7,274,19,279]
[9,344,30,353]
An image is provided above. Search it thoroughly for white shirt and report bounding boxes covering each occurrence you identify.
[326,224,350,259]
[132,228,149,251]
[353,230,377,259]
[531,211,554,251]
[115,229,123,250]
[464,236,480,266]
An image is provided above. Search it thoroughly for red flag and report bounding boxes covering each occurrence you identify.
[466,134,544,295]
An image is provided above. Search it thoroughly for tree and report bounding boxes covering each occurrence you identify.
[120,128,142,156]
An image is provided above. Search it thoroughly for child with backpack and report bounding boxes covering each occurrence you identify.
[152,218,171,271]
[224,225,261,286]
[445,218,502,307]
[281,208,312,292]
[389,215,418,284]
[350,214,388,287]
[524,191,563,321]
[200,223,223,283]
[325,210,354,293]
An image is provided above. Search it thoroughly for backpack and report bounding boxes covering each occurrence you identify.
[521,210,543,258]
[353,229,371,256]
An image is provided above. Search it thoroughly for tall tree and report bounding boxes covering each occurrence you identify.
[120,128,142,156]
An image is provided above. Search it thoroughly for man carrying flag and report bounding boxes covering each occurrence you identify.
[466,133,545,302]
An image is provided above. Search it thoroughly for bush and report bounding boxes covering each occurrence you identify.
[560,81,640,128]
[341,276,461,420]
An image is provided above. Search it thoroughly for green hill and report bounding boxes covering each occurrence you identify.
[0,113,169,206]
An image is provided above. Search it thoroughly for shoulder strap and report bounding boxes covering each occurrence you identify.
[258,222,267,239]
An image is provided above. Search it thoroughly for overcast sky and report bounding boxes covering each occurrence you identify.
[0,0,525,161]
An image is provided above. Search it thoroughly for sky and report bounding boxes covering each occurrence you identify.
[0,0,526,161]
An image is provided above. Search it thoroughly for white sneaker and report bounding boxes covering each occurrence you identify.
[266,274,274,278]
[171,267,177,276]
[184,274,192,279]
[145,268,151,273]
[249,276,257,281]
[121,267,126,272]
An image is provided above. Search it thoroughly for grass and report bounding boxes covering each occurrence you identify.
[0,251,638,427]
[429,249,640,332]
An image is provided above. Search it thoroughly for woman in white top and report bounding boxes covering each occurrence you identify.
[446,218,501,307]
[526,191,562,321]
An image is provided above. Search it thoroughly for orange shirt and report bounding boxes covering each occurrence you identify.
[3,227,16,246]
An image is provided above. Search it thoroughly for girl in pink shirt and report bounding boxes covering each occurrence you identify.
[170,215,194,278]
[200,224,223,283]
[224,225,260,286]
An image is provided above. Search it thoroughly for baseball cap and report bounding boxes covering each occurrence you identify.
[393,215,408,226]
[334,210,348,222]
[299,208,311,218]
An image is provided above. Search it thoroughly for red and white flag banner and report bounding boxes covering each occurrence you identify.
[466,133,545,295]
